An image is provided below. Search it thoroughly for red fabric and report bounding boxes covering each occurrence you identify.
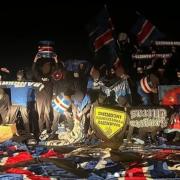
[38,46,54,52]
[6,168,51,180]
[5,152,33,165]
[125,166,146,180]
[154,149,173,160]
[137,20,154,44]
[8,146,17,151]
[162,87,180,105]
[41,149,64,158]
[94,29,113,51]
[0,151,4,155]
[141,77,152,93]
[169,114,180,129]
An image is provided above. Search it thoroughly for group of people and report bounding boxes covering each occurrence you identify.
[0,37,179,145]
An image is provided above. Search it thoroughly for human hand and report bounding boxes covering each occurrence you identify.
[53,54,58,63]
[34,54,41,63]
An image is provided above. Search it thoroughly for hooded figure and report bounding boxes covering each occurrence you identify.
[32,55,58,134]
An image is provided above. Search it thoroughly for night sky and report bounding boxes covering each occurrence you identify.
[0,1,180,71]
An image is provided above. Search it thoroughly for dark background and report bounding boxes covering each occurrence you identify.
[0,0,180,70]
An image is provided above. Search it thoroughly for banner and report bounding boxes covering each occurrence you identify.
[87,5,119,67]
[131,14,165,47]
[158,85,180,105]
[165,112,180,133]
[155,41,180,46]
[92,106,127,139]
[0,81,44,91]
[132,53,172,60]
[101,79,131,102]
[0,124,17,143]
[129,107,168,128]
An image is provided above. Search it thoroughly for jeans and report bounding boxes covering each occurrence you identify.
[137,82,151,105]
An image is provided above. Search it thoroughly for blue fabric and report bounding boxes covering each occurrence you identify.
[52,101,64,114]
[0,174,23,180]
[150,161,176,178]
[137,82,151,105]
[64,59,89,72]
[113,80,131,102]
[52,95,71,114]
[74,94,91,111]
[0,140,29,153]
[100,79,131,103]
[28,163,60,176]
[0,140,14,148]
[27,89,35,102]
[33,146,48,157]
[87,78,103,90]
[28,162,78,177]
[10,87,34,107]
[87,78,94,90]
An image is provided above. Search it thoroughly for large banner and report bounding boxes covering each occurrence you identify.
[154,41,180,46]
[158,85,180,105]
[0,81,44,91]
[92,106,127,140]
[132,53,172,60]
[129,107,168,128]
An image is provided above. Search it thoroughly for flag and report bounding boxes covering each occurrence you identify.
[87,5,119,67]
[123,161,176,179]
[131,13,165,47]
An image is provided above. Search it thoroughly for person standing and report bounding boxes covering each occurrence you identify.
[32,54,58,134]
[6,70,35,133]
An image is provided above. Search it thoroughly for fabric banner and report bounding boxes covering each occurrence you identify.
[131,14,165,47]
[0,81,44,91]
[87,5,119,67]
[132,53,172,60]
[129,107,169,128]
[158,85,180,105]
[155,41,180,46]
[92,106,127,139]
[101,79,131,102]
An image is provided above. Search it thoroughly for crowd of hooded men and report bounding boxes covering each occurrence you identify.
[0,38,180,145]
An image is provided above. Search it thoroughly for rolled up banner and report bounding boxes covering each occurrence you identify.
[155,41,180,46]
[132,53,172,59]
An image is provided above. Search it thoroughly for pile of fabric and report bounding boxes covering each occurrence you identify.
[0,140,179,179]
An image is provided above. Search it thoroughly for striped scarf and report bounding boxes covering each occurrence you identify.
[52,95,71,114]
